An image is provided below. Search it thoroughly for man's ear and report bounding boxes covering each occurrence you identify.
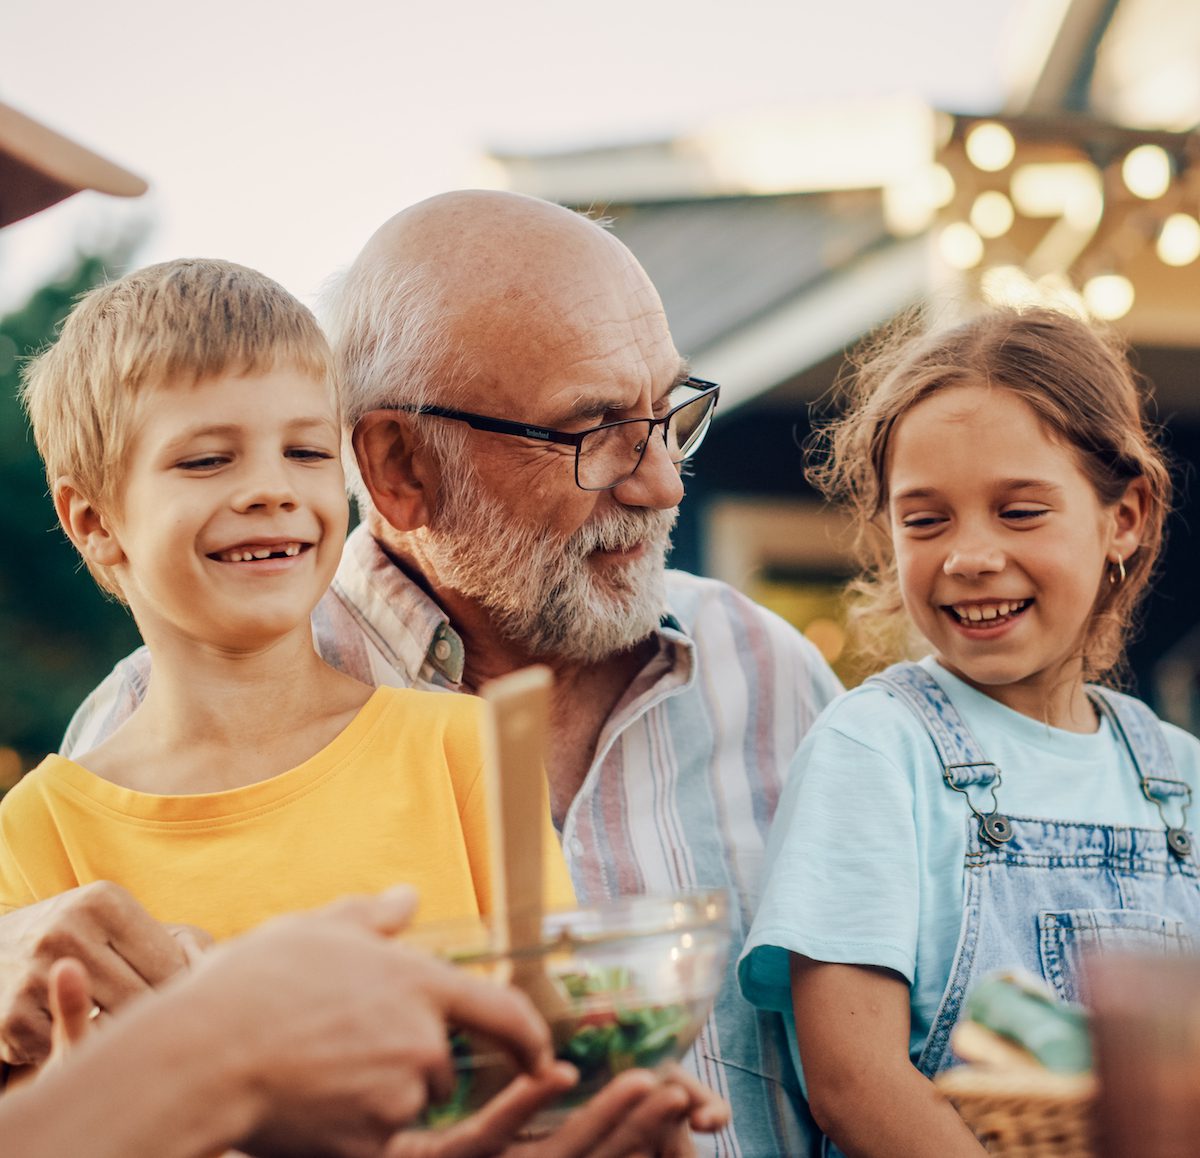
[53,478,125,567]
[351,411,436,532]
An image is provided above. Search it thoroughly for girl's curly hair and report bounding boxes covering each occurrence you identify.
[806,304,1172,683]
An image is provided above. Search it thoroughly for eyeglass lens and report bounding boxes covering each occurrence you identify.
[575,388,716,490]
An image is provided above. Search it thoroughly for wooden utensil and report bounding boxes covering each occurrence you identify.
[481,665,570,1023]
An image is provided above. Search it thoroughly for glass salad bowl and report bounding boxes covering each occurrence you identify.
[404,889,731,1130]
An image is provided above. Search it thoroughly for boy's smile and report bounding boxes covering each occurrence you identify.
[887,382,1143,727]
[102,366,347,653]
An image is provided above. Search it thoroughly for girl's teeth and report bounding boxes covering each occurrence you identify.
[954,600,1026,623]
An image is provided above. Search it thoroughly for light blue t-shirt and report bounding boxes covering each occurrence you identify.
[738,657,1200,1089]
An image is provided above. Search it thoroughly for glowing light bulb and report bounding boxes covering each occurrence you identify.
[965,122,1015,172]
[1157,213,1200,266]
[970,191,1015,238]
[1122,145,1172,199]
[938,222,985,270]
[1083,274,1135,320]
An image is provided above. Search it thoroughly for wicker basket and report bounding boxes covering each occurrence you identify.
[935,1065,1097,1157]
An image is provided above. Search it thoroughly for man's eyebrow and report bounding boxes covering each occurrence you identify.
[557,360,695,425]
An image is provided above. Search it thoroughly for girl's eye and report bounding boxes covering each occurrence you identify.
[1002,507,1049,522]
[901,515,945,530]
[176,455,227,470]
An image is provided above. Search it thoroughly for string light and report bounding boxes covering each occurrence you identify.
[965,123,1015,172]
[969,191,1015,238]
[938,222,985,269]
[1083,274,1135,320]
[1156,213,1200,266]
[1122,145,1172,200]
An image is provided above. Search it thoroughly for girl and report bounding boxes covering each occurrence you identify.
[738,306,1200,1157]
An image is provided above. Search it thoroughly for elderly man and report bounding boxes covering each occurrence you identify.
[11,190,841,1153]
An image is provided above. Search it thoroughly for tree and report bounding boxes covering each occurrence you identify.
[0,250,142,776]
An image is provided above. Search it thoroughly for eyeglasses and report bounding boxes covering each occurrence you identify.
[404,377,720,491]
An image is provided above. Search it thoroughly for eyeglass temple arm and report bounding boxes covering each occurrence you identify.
[414,405,585,447]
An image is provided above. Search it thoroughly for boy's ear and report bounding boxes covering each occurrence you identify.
[1110,475,1151,564]
[53,478,125,568]
[351,411,437,532]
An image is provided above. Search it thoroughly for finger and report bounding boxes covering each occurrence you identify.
[385,1065,577,1158]
[318,886,421,936]
[583,1078,690,1158]
[82,940,173,1011]
[165,924,213,967]
[437,977,553,1077]
[656,1065,730,1133]
[518,1070,665,1158]
[48,958,94,1058]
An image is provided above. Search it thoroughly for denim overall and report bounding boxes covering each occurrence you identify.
[819,662,1200,1158]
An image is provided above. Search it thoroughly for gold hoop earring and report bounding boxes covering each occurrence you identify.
[1109,555,1127,586]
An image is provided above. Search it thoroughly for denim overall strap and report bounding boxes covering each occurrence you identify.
[1088,685,1194,859]
[866,664,1012,845]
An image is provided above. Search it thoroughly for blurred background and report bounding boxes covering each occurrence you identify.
[2,0,1199,780]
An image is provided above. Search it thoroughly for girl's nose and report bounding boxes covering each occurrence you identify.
[943,537,1005,578]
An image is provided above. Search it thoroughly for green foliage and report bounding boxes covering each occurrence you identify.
[0,252,142,768]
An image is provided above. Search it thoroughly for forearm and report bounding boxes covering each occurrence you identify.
[810,1063,986,1158]
[0,991,261,1158]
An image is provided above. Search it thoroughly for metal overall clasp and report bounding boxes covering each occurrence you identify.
[943,762,1013,848]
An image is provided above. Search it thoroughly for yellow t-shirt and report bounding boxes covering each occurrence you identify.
[0,687,574,939]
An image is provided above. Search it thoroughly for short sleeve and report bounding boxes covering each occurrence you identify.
[738,702,923,1015]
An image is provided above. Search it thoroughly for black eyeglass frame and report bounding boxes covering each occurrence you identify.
[400,376,720,491]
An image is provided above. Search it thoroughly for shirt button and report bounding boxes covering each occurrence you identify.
[567,837,585,857]
[433,639,452,661]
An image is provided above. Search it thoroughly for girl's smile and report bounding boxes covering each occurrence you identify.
[887,382,1145,729]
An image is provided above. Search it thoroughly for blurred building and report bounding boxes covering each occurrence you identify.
[489,0,1200,724]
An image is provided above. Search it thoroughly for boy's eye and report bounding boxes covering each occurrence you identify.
[286,447,336,462]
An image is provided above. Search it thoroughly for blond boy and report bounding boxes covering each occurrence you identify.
[2,257,572,942]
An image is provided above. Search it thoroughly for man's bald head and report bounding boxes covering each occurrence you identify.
[325,190,674,428]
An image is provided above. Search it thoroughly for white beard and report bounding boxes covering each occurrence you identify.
[422,469,676,663]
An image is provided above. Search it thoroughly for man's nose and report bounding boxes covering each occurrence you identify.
[611,429,685,510]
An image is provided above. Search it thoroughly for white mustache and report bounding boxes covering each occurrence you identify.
[571,507,677,555]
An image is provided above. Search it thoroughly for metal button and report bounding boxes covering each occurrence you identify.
[981,813,1014,846]
[1168,827,1192,859]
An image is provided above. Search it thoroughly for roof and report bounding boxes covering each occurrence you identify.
[598,192,928,410]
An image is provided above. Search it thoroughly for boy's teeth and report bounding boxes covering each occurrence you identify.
[218,542,303,562]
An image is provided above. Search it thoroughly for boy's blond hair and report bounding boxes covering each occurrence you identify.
[21,257,336,599]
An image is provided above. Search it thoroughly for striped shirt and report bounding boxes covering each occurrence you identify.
[62,523,842,1156]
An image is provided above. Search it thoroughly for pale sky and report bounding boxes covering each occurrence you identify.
[1,0,1019,311]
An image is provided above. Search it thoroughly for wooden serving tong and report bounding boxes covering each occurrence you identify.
[481,665,570,1023]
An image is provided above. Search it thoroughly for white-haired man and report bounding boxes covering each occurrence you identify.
[10,190,842,1154]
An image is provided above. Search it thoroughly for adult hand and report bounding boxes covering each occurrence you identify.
[388,1064,730,1158]
[0,881,195,1065]
[194,887,556,1158]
